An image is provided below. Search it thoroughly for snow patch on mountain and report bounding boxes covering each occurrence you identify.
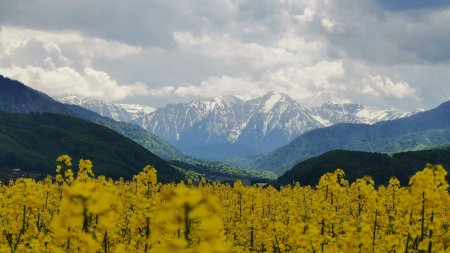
[117,104,155,114]
[116,104,155,120]
[59,96,154,122]
[262,93,283,112]
[311,115,332,126]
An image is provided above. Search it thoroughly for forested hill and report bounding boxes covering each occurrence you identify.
[0,112,184,182]
[277,147,450,186]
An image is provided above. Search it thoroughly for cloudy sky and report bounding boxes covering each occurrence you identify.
[0,0,449,111]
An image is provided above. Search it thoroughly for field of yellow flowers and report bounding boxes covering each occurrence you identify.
[1,155,450,253]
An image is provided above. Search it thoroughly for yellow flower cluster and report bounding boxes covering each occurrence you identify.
[0,156,450,252]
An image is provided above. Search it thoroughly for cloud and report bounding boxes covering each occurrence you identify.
[173,31,325,69]
[173,75,262,98]
[0,26,149,102]
[320,18,337,32]
[0,0,449,111]
[0,0,238,48]
[0,26,142,66]
[361,75,419,99]
[375,0,450,11]
[165,60,346,105]
[319,1,450,64]
[0,65,149,102]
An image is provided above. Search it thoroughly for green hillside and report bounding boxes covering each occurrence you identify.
[254,101,450,174]
[277,147,450,186]
[170,159,276,182]
[0,112,184,182]
[0,75,184,162]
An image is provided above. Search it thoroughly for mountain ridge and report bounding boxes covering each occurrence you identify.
[59,93,419,159]
[59,95,155,122]
[254,100,450,174]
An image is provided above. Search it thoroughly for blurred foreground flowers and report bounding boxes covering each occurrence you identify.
[0,155,449,252]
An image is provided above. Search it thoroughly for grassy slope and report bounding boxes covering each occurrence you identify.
[0,112,184,182]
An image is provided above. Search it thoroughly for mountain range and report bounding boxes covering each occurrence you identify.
[254,100,450,174]
[0,75,186,182]
[59,92,419,160]
[0,76,183,162]
[2,74,450,185]
[0,75,275,182]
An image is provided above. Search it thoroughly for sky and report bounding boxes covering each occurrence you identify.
[0,0,449,111]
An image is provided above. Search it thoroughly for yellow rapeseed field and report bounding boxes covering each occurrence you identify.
[0,155,449,252]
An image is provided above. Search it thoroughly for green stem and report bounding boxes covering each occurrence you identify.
[404,233,410,253]
[82,199,89,233]
[103,231,109,253]
[372,209,378,252]
[184,204,191,244]
[428,212,434,253]
[13,205,27,252]
[421,192,425,242]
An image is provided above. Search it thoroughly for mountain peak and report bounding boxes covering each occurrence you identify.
[0,75,71,114]
[216,95,245,105]
[116,104,156,115]
[257,91,301,112]
[261,92,285,112]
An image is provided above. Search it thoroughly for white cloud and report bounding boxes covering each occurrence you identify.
[173,75,263,98]
[0,26,142,63]
[321,18,336,32]
[0,0,449,110]
[295,7,316,22]
[260,60,346,103]
[174,32,293,68]
[0,26,149,102]
[166,60,346,105]
[173,31,326,69]
[361,75,419,99]
[148,86,175,96]
[0,65,149,102]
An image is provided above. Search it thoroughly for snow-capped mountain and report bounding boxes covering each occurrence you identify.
[115,104,156,120]
[309,103,420,126]
[58,96,155,122]
[58,93,419,159]
[138,92,323,152]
